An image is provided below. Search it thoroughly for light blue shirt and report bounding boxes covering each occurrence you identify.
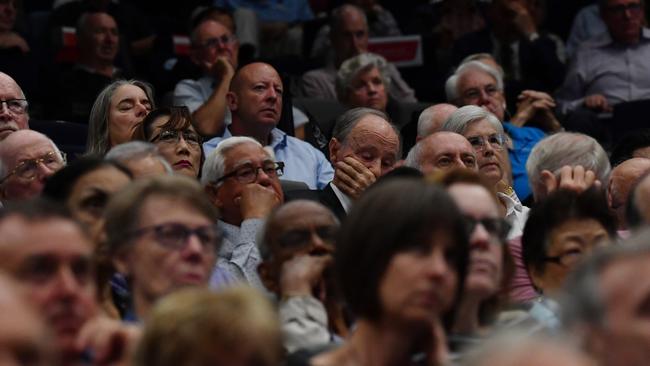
[204,127,334,189]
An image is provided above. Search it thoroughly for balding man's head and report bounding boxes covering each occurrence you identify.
[416,103,458,140]
[0,130,64,202]
[607,158,650,229]
[227,63,283,134]
[406,131,477,175]
[0,72,28,140]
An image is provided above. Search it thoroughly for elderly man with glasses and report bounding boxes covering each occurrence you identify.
[0,72,29,141]
[0,130,65,204]
[202,136,284,290]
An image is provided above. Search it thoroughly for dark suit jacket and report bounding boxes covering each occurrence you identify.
[285,183,346,222]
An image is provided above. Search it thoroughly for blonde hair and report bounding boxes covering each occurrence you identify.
[134,287,283,366]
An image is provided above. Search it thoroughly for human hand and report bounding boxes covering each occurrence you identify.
[584,94,612,112]
[0,32,30,52]
[332,156,376,199]
[280,254,333,300]
[540,165,601,196]
[76,316,141,366]
[239,183,282,220]
[206,56,235,84]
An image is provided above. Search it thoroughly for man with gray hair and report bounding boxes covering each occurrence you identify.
[416,103,458,140]
[105,141,173,178]
[202,136,284,289]
[526,132,610,202]
[300,4,416,102]
[560,232,650,366]
[446,59,549,202]
[288,107,400,220]
[405,131,477,175]
[0,71,29,141]
[0,130,65,204]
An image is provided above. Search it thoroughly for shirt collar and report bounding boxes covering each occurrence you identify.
[269,128,288,149]
[330,182,352,213]
[497,188,523,216]
[217,220,240,259]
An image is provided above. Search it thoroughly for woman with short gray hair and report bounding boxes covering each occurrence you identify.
[336,53,390,112]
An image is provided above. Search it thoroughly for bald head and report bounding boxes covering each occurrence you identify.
[0,130,63,202]
[608,158,650,229]
[227,63,283,134]
[416,103,458,140]
[406,131,477,175]
[0,72,28,140]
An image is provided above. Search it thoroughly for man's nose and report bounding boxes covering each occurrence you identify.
[53,267,82,296]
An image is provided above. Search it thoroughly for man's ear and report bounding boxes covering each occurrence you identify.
[529,266,546,294]
[205,184,224,210]
[329,138,341,163]
[226,91,238,112]
[258,262,279,294]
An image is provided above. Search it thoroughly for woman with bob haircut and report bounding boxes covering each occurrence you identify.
[133,106,204,178]
[86,79,155,156]
[307,178,469,366]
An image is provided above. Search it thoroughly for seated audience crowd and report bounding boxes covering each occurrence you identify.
[3,0,650,365]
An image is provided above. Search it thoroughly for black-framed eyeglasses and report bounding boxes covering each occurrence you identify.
[0,151,66,184]
[462,84,500,101]
[215,161,284,185]
[128,222,222,253]
[0,98,28,114]
[463,216,511,241]
[198,34,237,49]
[150,129,202,147]
[543,250,584,268]
[277,226,339,250]
[605,2,642,16]
[467,134,506,151]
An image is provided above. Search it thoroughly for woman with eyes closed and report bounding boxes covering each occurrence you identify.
[133,106,203,178]
[86,79,155,156]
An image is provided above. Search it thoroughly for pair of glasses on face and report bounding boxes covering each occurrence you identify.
[605,2,642,16]
[467,134,506,151]
[129,222,222,253]
[462,85,500,102]
[0,99,28,114]
[150,129,202,147]
[0,151,66,184]
[277,226,339,250]
[463,216,511,241]
[199,34,237,49]
[215,161,285,185]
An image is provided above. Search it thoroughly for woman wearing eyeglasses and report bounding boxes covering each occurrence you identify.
[439,169,515,350]
[134,106,204,178]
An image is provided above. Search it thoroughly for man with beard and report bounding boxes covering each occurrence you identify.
[258,200,346,352]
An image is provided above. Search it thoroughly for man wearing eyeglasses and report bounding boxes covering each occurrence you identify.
[174,17,238,137]
[557,0,650,133]
[0,71,29,141]
[0,130,65,204]
[202,136,284,289]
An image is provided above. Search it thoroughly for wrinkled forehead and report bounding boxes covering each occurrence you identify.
[224,143,273,169]
[458,69,498,91]
[2,136,55,168]
[428,133,474,154]
[0,216,92,257]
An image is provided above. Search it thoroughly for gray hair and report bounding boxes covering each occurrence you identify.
[445,61,504,103]
[331,107,402,158]
[105,141,172,173]
[0,131,64,178]
[200,136,273,187]
[330,4,367,35]
[336,52,390,103]
[416,103,458,138]
[560,230,650,332]
[86,79,155,156]
[526,132,610,199]
[442,105,504,136]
